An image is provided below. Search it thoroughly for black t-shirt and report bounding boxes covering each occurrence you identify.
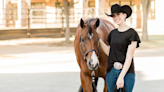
[107,28,141,74]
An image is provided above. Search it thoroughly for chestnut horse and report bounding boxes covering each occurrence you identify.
[74,18,115,92]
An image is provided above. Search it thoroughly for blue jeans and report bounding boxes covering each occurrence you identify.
[106,67,135,92]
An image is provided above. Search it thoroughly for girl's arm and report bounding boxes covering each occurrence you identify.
[99,39,110,56]
[116,41,137,89]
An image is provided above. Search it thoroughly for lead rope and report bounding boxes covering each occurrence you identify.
[97,38,100,59]
[91,71,98,92]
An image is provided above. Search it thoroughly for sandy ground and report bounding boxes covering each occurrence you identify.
[0,37,164,92]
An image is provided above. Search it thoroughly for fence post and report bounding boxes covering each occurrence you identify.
[92,8,94,18]
[27,8,31,38]
[45,8,47,28]
[61,7,65,32]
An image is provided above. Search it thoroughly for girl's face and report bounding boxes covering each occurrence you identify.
[112,12,126,25]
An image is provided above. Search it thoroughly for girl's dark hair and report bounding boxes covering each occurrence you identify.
[122,12,127,21]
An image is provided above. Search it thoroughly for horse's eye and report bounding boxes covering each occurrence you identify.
[81,38,85,42]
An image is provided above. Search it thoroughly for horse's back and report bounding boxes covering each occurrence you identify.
[96,19,115,42]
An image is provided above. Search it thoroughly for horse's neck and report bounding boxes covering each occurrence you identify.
[97,21,110,41]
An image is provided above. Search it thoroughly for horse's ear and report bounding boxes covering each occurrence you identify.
[80,18,85,28]
[94,18,100,28]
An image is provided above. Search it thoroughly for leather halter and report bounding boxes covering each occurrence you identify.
[80,45,99,61]
[79,18,99,61]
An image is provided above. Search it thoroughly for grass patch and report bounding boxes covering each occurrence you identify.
[148,35,164,41]
[140,35,164,48]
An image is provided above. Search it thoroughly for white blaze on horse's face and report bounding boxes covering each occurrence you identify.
[87,51,99,71]
[88,33,93,39]
[91,51,99,67]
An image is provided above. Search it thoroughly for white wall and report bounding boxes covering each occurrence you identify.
[15,0,22,28]
[0,0,5,27]
[148,0,164,35]
[0,0,3,19]
[74,0,83,22]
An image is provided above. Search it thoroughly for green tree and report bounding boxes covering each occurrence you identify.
[141,0,151,41]
[57,0,79,43]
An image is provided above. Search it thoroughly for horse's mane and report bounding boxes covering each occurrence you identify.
[84,18,99,35]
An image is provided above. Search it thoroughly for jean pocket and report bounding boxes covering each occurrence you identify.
[125,73,135,79]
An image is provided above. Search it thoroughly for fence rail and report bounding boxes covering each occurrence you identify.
[0,7,112,29]
[0,7,136,37]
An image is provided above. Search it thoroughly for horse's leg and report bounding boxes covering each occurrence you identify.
[81,72,92,92]
[103,77,108,92]
[78,77,98,92]
[78,85,83,92]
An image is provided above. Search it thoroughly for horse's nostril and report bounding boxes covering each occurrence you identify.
[89,61,92,66]
[91,64,94,67]
[89,61,94,67]
[95,63,99,68]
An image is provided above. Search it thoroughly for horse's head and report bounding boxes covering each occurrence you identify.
[79,18,100,71]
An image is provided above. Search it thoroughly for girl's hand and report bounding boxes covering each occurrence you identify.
[116,77,124,89]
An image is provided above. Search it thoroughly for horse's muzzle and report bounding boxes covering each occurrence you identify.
[87,60,99,71]
[86,51,99,71]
